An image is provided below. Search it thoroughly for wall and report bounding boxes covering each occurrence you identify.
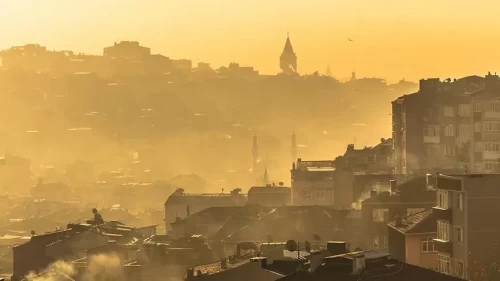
[388,227,405,262]
[406,234,438,270]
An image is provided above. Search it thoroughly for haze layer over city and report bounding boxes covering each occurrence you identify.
[1,1,500,281]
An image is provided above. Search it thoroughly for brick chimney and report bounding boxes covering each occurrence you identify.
[485,72,499,90]
[395,216,404,227]
[186,268,194,281]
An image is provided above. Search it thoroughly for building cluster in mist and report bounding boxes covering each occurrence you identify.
[4,36,500,281]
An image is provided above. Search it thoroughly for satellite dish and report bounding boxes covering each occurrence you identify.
[286,239,298,252]
[305,241,311,253]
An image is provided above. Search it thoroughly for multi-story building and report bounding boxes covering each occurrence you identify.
[392,76,484,175]
[387,209,438,270]
[334,138,394,175]
[247,185,291,206]
[469,73,500,173]
[290,159,335,206]
[361,177,436,252]
[433,173,500,280]
[164,190,247,233]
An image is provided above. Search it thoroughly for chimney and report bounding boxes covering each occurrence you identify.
[390,180,397,194]
[186,268,194,281]
[327,241,347,255]
[250,257,267,269]
[370,190,377,198]
[186,205,190,217]
[419,78,441,93]
[347,144,355,152]
[485,72,499,90]
[221,258,227,269]
[395,216,404,227]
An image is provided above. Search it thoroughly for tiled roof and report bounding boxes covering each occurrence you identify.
[387,209,436,235]
[171,206,243,226]
[192,258,250,276]
[222,206,348,242]
[278,258,465,281]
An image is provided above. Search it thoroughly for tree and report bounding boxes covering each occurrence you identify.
[230,188,242,195]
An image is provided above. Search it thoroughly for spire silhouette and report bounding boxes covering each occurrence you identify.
[280,33,297,75]
[263,167,269,185]
[291,132,297,163]
[252,135,258,173]
[325,66,332,77]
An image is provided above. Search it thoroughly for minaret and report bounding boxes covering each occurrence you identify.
[280,33,298,75]
[252,135,258,173]
[325,66,332,77]
[291,133,297,164]
[263,167,269,185]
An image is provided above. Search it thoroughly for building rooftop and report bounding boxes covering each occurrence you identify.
[171,206,243,226]
[191,256,251,276]
[387,209,436,235]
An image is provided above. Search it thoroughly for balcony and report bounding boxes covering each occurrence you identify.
[424,136,440,144]
[433,206,452,221]
[433,238,452,254]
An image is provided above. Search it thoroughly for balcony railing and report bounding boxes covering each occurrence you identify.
[433,238,452,254]
[433,206,452,221]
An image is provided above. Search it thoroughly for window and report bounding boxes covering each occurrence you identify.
[444,106,455,117]
[444,125,455,137]
[485,101,500,112]
[304,191,313,199]
[456,226,463,244]
[372,209,389,223]
[422,237,436,253]
[484,142,500,152]
[458,104,471,117]
[455,260,465,278]
[444,145,455,156]
[485,161,498,172]
[316,189,325,199]
[459,125,471,138]
[456,193,463,210]
[373,235,388,249]
[439,255,451,275]
[484,122,500,132]
[438,221,450,241]
[407,208,425,216]
[424,126,438,137]
[474,102,483,112]
[438,189,449,209]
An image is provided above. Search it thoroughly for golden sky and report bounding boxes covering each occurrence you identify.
[1,0,499,82]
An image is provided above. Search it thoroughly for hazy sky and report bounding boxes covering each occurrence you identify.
[1,0,499,82]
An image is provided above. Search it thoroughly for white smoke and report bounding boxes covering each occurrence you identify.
[24,254,124,281]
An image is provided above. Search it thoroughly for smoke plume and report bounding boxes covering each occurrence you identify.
[24,254,124,281]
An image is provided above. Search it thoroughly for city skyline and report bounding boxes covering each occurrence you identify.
[2,0,500,82]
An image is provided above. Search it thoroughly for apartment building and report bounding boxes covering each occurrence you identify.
[470,73,500,173]
[387,209,438,270]
[392,76,484,175]
[290,159,335,206]
[361,177,436,252]
[433,174,500,280]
